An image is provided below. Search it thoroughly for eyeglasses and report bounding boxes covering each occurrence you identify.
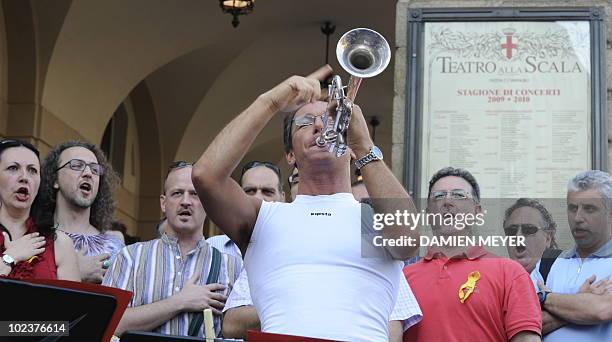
[293,113,326,128]
[166,161,192,178]
[288,172,299,187]
[0,139,19,146]
[504,224,541,236]
[430,189,474,201]
[56,159,104,176]
[241,161,281,180]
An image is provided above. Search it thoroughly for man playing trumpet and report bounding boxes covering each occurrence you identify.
[192,64,421,341]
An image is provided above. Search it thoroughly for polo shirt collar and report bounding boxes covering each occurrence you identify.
[424,245,488,261]
[563,238,612,258]
[593,239,612,257]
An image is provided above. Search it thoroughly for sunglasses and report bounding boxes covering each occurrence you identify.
[0,139,40,157]
[0,139,19,146]
[293,113,328,129]
[288,172,299,188]
[241,161,281,180]
[430,189,474,201]
[503,224,541,236]
[56,159,104,176]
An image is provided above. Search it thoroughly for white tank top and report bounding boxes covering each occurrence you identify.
[244,193,402,342]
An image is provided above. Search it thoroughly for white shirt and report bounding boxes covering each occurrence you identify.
[537,240,612,342]
[206,234,242,259]
[224,267,422,331]
[244,193,405,342]
[530,260,544,292]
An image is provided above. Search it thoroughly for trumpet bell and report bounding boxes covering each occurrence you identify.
[336,28,391,78]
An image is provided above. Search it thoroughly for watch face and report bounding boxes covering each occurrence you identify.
[372,146,383,160]
[3,254,14,265]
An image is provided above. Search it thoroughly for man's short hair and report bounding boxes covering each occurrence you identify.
[163,161,192,193]
[503,198,559,249]
[428,167,481,202]
[567,170,612,211]
[283,112,296,154]
[241,160,283,193]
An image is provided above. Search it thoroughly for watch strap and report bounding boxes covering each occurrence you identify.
[539,289,551,308]
[355,146,380,170]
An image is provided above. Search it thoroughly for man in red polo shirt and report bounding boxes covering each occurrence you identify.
[403,167,541,342]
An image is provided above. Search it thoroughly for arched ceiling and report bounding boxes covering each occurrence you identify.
[39,0,397,172]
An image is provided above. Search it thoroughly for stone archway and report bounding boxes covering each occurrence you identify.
[1,0,38,142]
[129,81,163,240]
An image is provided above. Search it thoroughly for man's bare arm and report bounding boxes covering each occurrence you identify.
[542,310,568,335]
[388,320,403,342]
[543,292,612,325]
[222,306,260,339]
[192,66,332,254]
[348,105,419,260]
[192,97,273,252]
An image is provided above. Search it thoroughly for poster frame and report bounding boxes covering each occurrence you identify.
[403,7,607,196]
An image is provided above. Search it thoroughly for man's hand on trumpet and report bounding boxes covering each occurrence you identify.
[259,65,333,113]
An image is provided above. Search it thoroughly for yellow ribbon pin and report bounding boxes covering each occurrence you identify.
[27,256,39,263]
[458,271,480,303]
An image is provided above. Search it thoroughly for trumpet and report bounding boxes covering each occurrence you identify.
[315,28,391,157]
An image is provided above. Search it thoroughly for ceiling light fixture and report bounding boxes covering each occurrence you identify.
[219,0,254,28]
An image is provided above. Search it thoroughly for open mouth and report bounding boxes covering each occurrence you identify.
[573,228,589,236]
[79,182,92,192]
[178,210,192,218]
[514,245,526,254]
[15,187,30,201]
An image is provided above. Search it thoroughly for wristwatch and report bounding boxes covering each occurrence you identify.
[538,289,551,308]
[354,146,383,170]
[2,253,15,267]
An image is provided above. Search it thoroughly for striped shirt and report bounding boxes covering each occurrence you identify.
[102,233,242,337]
